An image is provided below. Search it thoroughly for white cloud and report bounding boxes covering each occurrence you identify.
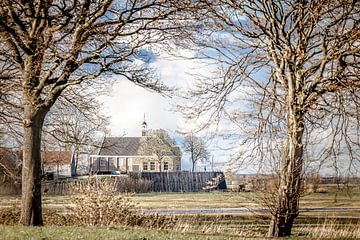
[100,52,235,171]
[99,51,278,174]
[100,79,177,137]
[101,53,199,138]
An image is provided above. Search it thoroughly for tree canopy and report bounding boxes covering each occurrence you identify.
[178,0,360,237]
[0,0,193,226]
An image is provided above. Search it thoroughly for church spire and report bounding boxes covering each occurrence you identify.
[141,113,147,136]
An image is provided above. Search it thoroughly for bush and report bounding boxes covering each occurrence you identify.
[0,207,71,225]
[69,178,136,226]
[68,177,174,228]
[0,177,173,229]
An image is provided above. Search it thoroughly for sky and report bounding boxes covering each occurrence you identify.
[99,50,358,176]
[100,52,250,172]
[101,56,193,137]
[100,55,206,171]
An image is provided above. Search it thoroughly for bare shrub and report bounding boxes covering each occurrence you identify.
[69,178,136,226]
[0,182,21,195]
[0,207,19,225]
[0,207,71,225]
[0,177,172,228]
[303,174,321,193]
[68,177,173,228]
[0,148,21,184]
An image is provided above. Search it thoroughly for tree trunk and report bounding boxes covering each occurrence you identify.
[191,153,195,172]
[268,143,303,236]
[73,149,79,176]
[19,105,46,226]
[268,95,305,237]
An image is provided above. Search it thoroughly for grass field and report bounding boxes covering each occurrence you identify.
[0,225,243,240]
[132,188,360,210]
[1,185,360,239]
[1,186,359,211]
[0,218,359,240]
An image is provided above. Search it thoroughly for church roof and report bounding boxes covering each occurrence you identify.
[42,151,73,165]
[99,137,142,156]
[98,136,181,157]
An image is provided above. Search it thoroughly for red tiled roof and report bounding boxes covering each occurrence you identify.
[42,151,72,165]
[0,147,22,161]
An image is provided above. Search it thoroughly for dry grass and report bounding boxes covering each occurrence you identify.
[131,191,260,210]
[1,187,359,212]
[300,190,360,209]
[0,207,70,226]
[1,184,360,239]
[298,219,360,239]
[171,215,268,237]
[0,225,245,240]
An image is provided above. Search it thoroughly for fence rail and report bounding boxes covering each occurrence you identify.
[129,171,226,192]
[0,172,226,195]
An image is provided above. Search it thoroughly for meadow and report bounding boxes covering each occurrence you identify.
[1,184,360,239]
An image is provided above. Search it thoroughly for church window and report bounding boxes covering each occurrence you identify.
[150,162,155,170]
[143,162,148,171]
[163,162,169,171]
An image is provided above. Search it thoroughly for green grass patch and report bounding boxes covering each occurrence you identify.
[0,225,242,240]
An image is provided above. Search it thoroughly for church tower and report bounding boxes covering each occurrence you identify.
[141,114,147,136]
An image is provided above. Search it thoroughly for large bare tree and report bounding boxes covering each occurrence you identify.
[179,0,360,237]
[0,0,192,225]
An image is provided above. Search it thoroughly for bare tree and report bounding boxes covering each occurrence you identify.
[0,60,23,148]
[43,94,109,175]
[182,134,209,172]
[0,148,22,184]
[179,0,360,237]
[0,0,193,225]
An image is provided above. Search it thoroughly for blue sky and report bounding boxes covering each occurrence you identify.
[99,47,359,176]
[99,50,265,173]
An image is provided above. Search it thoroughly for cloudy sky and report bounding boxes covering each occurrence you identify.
[100,54,208,170]
[99,51,250,172]
[99,50,357,176]
[101,56,192,137]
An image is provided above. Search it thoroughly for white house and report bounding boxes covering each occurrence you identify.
[42,151,74,178]
[89,121,181,173]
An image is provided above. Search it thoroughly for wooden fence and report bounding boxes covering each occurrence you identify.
[1,172,226,195]
[41,176,152,195]
[129,171,226,192]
